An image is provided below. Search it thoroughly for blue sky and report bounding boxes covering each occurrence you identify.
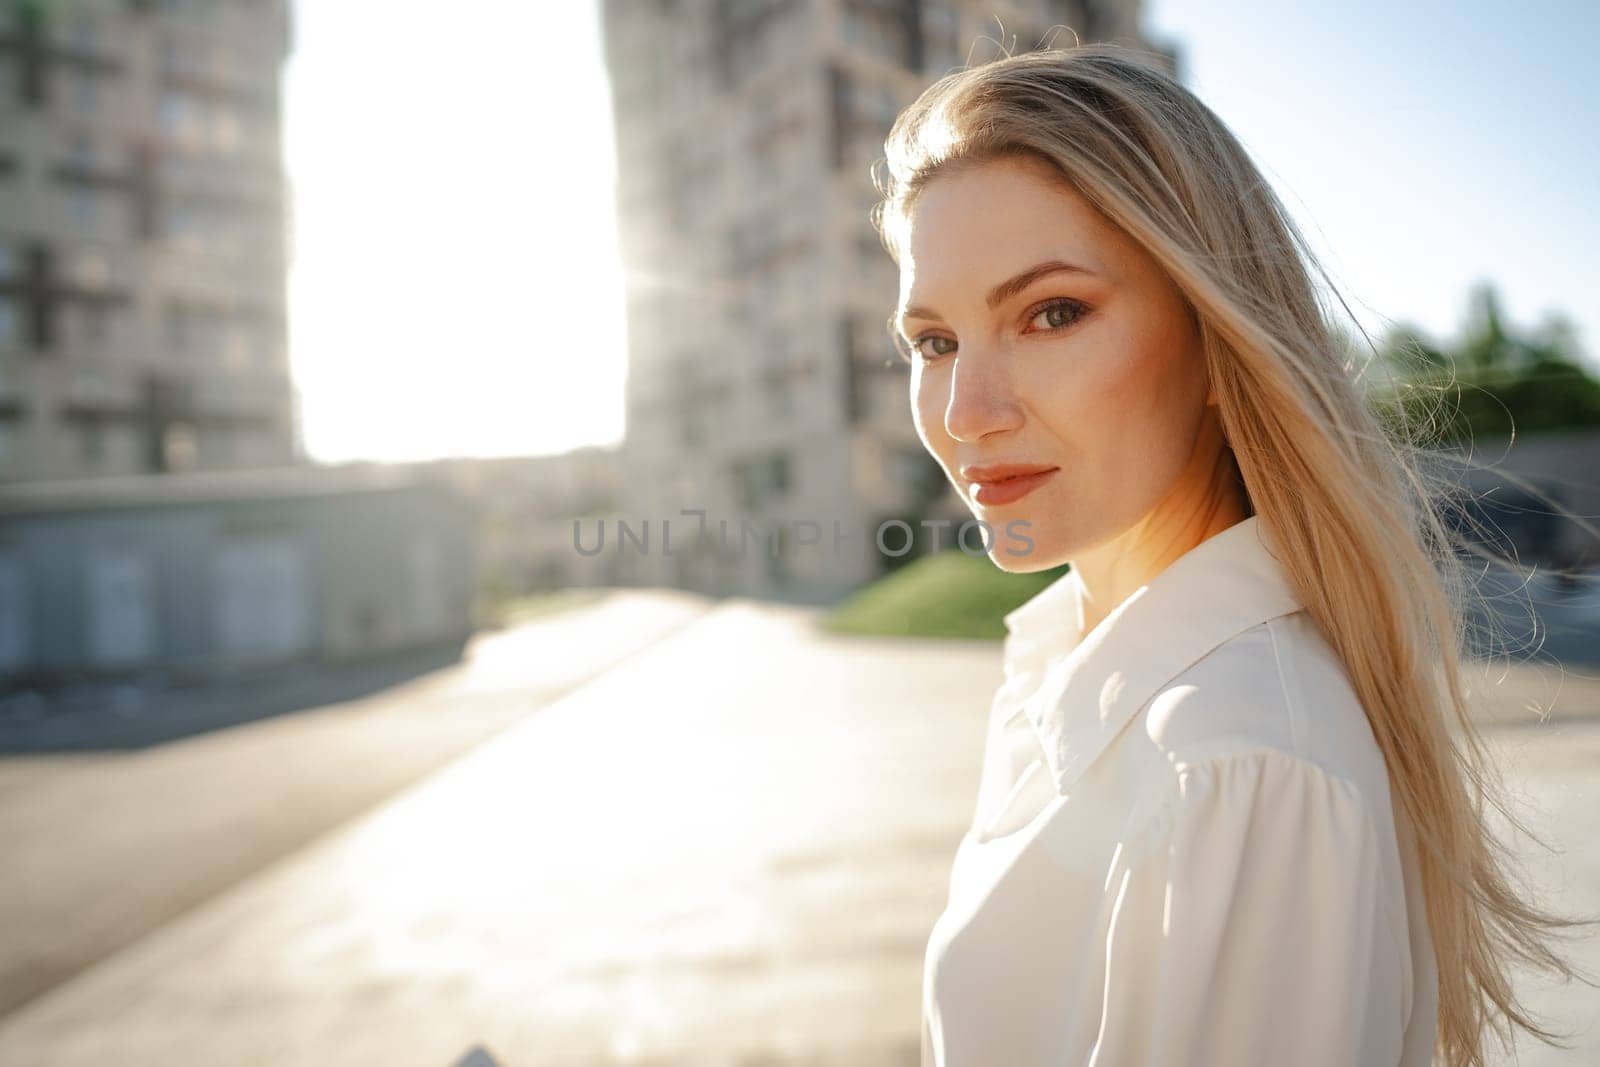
[1142,0,1598,366]
[283,0,1598,463]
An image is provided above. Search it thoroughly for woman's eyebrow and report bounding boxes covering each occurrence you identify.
[896,258,1097,335]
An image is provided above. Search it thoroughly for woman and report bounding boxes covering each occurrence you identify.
[869,43,1598,1067]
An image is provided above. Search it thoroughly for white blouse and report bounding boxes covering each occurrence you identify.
[921,514,1439,1066]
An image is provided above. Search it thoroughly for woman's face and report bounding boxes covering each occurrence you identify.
[896,154,1216,571]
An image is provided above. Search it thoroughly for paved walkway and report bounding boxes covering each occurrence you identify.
[0,596,1595,1065]
[0,590,714,1022]
[1488,719,1600,1066]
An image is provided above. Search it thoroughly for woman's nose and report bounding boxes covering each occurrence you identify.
[944,349,1022,442]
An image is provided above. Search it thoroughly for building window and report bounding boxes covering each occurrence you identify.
[161,420,199,471]
[80,419,106,464]
[70,188,99,224]
[88,304,108,345]
[1079,0,1115,40]
[828,60,908,171]
[733,449,793,511]
[841,0,921,70]
[69,303,113,352]
[681,402,709,448]
[725,212,783,276]
[663,142,716,236]
[159,89,190,136]
[827,63,848,169]
[157,31,206,77]
[220,322,247,368]
[213,102,240,150]
[68,134,95,170]
[66,136,101,223]
[859,81,900,135]
[764,522,790,584]
[254,325,280,367]
[67,244,110,286]
[163,303,218,354]
[163,200,215,245]
[923,4,962,73]
[767,377,792,419]
[69,14,99,52]
[71,361,111,402]
[713,0,803,92]
[70,69,99,116]
[750,105,807,179]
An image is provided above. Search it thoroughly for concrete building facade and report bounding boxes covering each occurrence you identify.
[600,0,1177,603]
[402,448,629,602]
[0,0,298,483]
[0,464,476,688]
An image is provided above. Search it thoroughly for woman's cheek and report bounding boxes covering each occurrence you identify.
[911,373,950,448]
[1028,341,1118,429]
[1087,339,1164,417]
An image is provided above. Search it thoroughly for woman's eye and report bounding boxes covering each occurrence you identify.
[905,299,1088,363]
[1030,299,1088,331]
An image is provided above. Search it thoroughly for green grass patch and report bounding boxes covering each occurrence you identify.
[820,550,1071,639]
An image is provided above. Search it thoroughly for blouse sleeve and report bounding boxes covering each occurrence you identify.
[1089,748,1408,1067]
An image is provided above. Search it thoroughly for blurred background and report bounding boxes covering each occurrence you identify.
[0,0,1596,1064]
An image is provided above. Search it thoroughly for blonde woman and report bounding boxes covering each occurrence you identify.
[870,42,1599,1067]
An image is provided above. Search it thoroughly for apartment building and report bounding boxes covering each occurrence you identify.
[0,0,297,483]
[600,0,1177,603]
[405,447,629,600]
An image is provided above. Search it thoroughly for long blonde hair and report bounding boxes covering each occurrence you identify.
[870,41,1600,1067]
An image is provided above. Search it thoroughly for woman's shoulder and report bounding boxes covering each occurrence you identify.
[1135,609,1393,805]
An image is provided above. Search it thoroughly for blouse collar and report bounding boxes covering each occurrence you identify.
[998,514,1306,797]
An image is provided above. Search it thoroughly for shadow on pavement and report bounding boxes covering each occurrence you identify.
[0,636,471,754]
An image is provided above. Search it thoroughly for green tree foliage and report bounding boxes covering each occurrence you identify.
[1366,282,1600,443]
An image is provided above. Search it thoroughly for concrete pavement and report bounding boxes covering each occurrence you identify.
[1481,717,1600,1066]
[0,597,991,1065]
[0,595,1595,1065]
[0,590,715,1022]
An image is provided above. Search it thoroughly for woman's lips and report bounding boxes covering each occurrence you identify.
[970,467,1059,506]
